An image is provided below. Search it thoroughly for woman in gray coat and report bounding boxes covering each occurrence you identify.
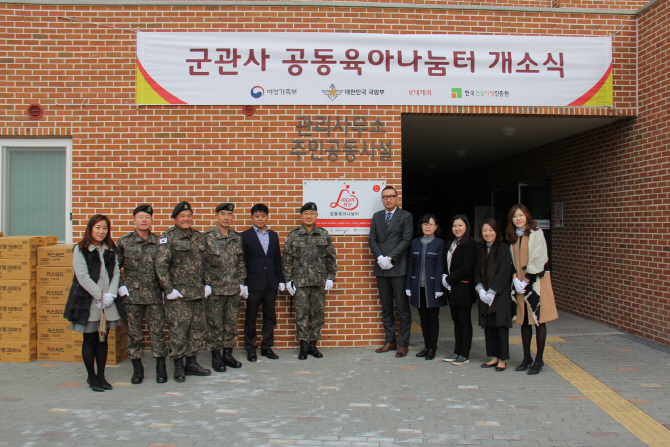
[405,214,446,360]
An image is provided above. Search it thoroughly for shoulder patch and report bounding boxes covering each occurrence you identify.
[159,237,168,244]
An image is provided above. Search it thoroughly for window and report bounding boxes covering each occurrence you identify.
[1,139,72,243]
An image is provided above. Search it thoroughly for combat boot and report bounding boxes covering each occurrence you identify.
[298,340,309,360]
[222,348,242,368]
[185,356,212,376]
[173,358,185,382]
[211,349,226,372]
[130,358,144,384]
[309,341,323,359]
[156,357,168,383]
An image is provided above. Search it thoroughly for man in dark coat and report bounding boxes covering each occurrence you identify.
[241,204,285,362]
[368,186,414,357]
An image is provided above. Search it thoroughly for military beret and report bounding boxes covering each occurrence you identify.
[171,201,192,218]
[133,204,153,216]
[216,203,235,213]
[300,202,318,213]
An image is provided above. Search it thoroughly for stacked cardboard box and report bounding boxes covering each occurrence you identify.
[36,244,74,362]
[0,236,55,362]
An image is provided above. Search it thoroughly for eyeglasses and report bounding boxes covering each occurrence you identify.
[381,195,397,200]
[422,223,435,227]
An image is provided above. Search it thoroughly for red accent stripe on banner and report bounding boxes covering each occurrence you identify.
[317,219,372,227]
[137,57,187,105]
[568,62,612,106]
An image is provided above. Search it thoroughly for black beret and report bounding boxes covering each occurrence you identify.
[216,203,235,213]
[133,204,153,216]
[171,201,192,218]
[300,202,318,213]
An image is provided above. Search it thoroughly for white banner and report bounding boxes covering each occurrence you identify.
[137,32,613,107]
[302,180,385,235]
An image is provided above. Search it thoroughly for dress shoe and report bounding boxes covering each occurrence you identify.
[481,361,498,368]
[443,353,459,362]
[185,356,212,376]
[395,347,409,358]
[98,378,113,390]
[495,364,506,372]
[298,340,309,360]
[308,341,323,359]
[452,356,469,365]
[131,358,144,384]
[515,357,534,372]
[528,360,544,375]
[247,349,257,362]
[375,343,397,353]
[425,349,436,361]
[173,358,185,382]
[261,348,279,360]
[211,350,226,372]
[87,377,104,392]
[156,357,168,383]
[222,348,242,368]
[416,348,428,358]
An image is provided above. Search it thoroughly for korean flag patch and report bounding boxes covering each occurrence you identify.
[159,237,168,244]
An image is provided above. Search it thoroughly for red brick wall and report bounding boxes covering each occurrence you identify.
[1,0,660,347]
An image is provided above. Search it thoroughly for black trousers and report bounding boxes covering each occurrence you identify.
[244,284,278,351]
[449,304,473,357]
[484,326,510,360]
[376,275,411,347]
[417,288,440,350]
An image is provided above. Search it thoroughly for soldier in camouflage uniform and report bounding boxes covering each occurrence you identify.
[155,201,211,382]
[117,204,168,384]
[203,203,247,371]
[282,202,337,360]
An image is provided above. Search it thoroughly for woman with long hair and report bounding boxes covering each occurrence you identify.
[441,214,477,365]
[405,214,446,360]
[474,218,513,371]
[507,204,558,375]
[64,215,125,391]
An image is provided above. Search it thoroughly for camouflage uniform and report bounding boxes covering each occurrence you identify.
[117,230,168,359]
[203,226,246,350]
[155,226,207,359]
[282,226,337,341]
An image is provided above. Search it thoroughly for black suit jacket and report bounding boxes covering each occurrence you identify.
[241,227,285,292]
[368,207,414,277]
[444,238,478,306]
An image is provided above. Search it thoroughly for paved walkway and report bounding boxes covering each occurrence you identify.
[1,310,670,447]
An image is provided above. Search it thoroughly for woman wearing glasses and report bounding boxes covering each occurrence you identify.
[405,214,446,360]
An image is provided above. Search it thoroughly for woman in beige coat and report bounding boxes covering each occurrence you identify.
[507,204,558,375]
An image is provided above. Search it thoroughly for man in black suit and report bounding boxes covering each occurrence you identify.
[241,204,285,362]
[368,186,414,357]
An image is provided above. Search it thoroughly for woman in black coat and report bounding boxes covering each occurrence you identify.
[474,218,513,372]
[405,214,446,360]
[441,214,477,365]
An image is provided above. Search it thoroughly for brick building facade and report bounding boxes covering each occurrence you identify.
[1,0,668,347]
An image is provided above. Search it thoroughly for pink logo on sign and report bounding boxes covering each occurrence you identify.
[330,185,359,210]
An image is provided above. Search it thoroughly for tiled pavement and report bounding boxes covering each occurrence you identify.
[1,310,669,447]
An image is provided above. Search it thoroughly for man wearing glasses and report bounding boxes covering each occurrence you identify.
[368,186,414,357]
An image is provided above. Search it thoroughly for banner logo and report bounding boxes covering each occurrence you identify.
[251,86,264,98]
[452,88,462,99]
[322,84,343,101]
[330,185,359,210]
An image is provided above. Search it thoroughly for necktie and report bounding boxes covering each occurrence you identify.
[385,212,392,226]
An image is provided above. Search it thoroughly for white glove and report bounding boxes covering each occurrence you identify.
[167,289,183,300]
[486,292,496,306]
[435,292,444,298]
[382,257,393,270]
[278,283,286,292]
[117,286,129,297]
[286,281,296,296]
[240,285,249,299]
[96,300,102,309]
[377,255,392,270]
[513,278,527,294]
[405,289,412,297]
[441,274,449,289]
[102,293,115,308]
[325,279,333,291]
[478,288,488,301]
[204,285,212,297]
